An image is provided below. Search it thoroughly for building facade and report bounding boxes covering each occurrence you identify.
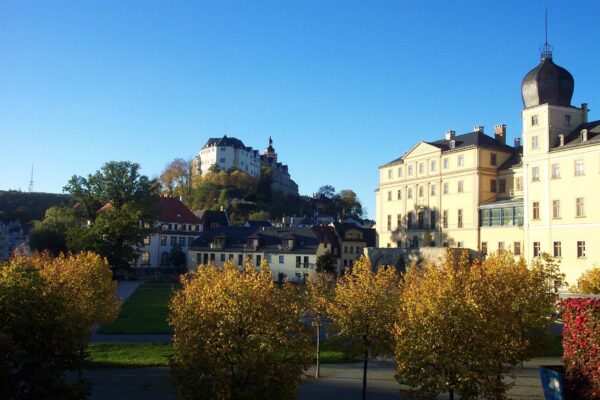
[376,47,600,286]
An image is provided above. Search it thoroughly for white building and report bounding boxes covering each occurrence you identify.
[192,136,261,177]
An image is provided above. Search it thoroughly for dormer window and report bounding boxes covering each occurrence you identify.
[565,114,571,126]
[449,140,456,149]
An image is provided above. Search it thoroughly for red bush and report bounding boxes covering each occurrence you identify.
[561,298,600,399]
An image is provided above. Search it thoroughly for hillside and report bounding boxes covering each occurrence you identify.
[0,190,72,223]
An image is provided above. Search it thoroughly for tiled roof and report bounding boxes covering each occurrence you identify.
[155,196,200,224]
[193,210,229,230]
[202,135,258,156]
[551,120,600,151]
[428,131,514,153]
[331,222,376,247]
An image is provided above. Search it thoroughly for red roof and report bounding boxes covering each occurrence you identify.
[155,196,200,224]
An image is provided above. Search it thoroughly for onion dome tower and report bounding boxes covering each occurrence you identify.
[521,17,574,108]
[263,136,277,162]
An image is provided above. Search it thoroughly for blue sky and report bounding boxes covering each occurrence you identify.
[1,0,599,218]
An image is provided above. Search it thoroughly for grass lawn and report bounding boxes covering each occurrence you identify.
[85,341,358,368]
[98,283,179,334]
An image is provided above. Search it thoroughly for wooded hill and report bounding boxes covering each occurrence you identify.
[0,191,72,223]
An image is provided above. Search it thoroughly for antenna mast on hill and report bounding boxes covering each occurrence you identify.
[28,164,34,192]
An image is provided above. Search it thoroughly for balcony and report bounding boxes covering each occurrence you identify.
[510,188,523,197]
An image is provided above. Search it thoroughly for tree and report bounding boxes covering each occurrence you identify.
[160,158,191,196]
[305,273,333,378]
[29,206,78,256]
[316,251,337,276]
[169,245,186,269]
[329,256,400,400]
[0,252,119,399]
[318,185,335,199]
[395,250,565,399]
[572,266,600,294]
[64,161,159,270]
[335,189,364,219]
[169,259,311,400]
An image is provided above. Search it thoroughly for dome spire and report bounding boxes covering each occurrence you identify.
[540,10,553,60]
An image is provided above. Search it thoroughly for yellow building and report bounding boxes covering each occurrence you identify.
[376,46,600,286]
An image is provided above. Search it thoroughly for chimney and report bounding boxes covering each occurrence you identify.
[582,103,589,123]
[581,129,588,142]
[558,134,565,147]
[514,138,521,148]
[445,130,455,140]
[494,124,506,145]
[474,125,484,133]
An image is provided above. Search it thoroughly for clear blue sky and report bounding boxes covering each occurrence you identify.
[1,0,599,218]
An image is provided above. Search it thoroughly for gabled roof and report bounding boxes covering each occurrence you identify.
[155,196,200,224]
[193,210,229,230]
[428,131,514,153]
[202,135,258,155]
[331,222,376,247]
[245,220,273,227]
[551,120,600,151]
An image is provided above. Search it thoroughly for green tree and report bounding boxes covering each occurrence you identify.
[316,251,337,276]
[395,250,565,399]
[29,206,78,256]
[169,245,186,269]
[64,161,159,271]
[169,259,311,399]
[318,185,335,199]
[329,256,400,400]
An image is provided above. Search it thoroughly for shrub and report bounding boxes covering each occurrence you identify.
[561,298,600,400]
[573,266,600,295]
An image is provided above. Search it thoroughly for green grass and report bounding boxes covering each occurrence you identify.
[85,341,358,368]
[98,283,180,334]
[86,343,173,368]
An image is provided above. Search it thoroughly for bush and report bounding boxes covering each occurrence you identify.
[561,298,600,399]
[169,260,311,400]
[573,266,600,295]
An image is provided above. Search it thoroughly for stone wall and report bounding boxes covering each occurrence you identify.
[363,246,478,273]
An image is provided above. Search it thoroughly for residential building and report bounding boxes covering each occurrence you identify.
[330,222,376,270]
[0,220,29,260]
[188,226,336,282]
[376,44,600,285]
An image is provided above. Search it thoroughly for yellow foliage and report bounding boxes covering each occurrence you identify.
[169,260,311,400]
[573,266,600,294]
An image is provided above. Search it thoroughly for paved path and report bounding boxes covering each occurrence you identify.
[90,334,173,344]
[84,357,561,400]
[115,281,141,302]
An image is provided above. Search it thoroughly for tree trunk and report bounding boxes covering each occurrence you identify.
[449,389,454,400]
[315,322,321,378]
[362,343,369,400]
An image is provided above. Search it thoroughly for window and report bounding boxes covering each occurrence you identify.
[417,211,424,229]
[279,255,284,264]
[443,182,449,195]
[577,241,586,258]
[457,242,463,248]
[430,211,436,229]
[531,135,539,150]
[431,184,437,196]
[481,242,488,255]
[491,153,497,166]
[220,254,226,262]
[499,179,506,193]
[387,191,392,201]
[407,212,413,229]
[343,246,348,254]
[533,242,541,257]
[256,255,262,265]
[219,157,226,163]
[514,242,521,256]
[458,155,464,167]
[457,180,464,193]
[407,188,413,199]
[407,165,413,176]
[349,246,353,254]
[397,189,402,200]
[397,168,403,177]
[418,163,424,174]
[188,237,194,246]
[443,158,449,169]
[397,214,402,229]
[531,166,540,182]
[160,235,167,246]
[179,237,185,246]
[443,210,448,228]
[304,256,309,268]
[498,242,505,251]
[388,169,392,179]
[210,253,215,261]
[552,200,561,219]
[141,251,150,265]
[418,186,424,197]
[553,241,562,258]
[143,235,150,245]
[532,202,540,220]
[387,215,391,231]
[170,236,177,246]
[575,160,584,176]
[551,163,560,179]
[457,209,463,228]
[565,114,571,126]
[162,252,170,266]
[531,115,538,126]
[238,254,243,266]
[431,160,437,172]
[490,179,497,193]
[576,197,585,217]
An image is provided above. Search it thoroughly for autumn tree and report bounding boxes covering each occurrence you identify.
[305,272,333,378]
[169,259,311,400]
[316,251,337,276]
[572,265,600,294]
[160,158,191,196]
[329,256,400,400]
[64,161,159,271]
[0,252,119,399]
[395,250,565,399]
